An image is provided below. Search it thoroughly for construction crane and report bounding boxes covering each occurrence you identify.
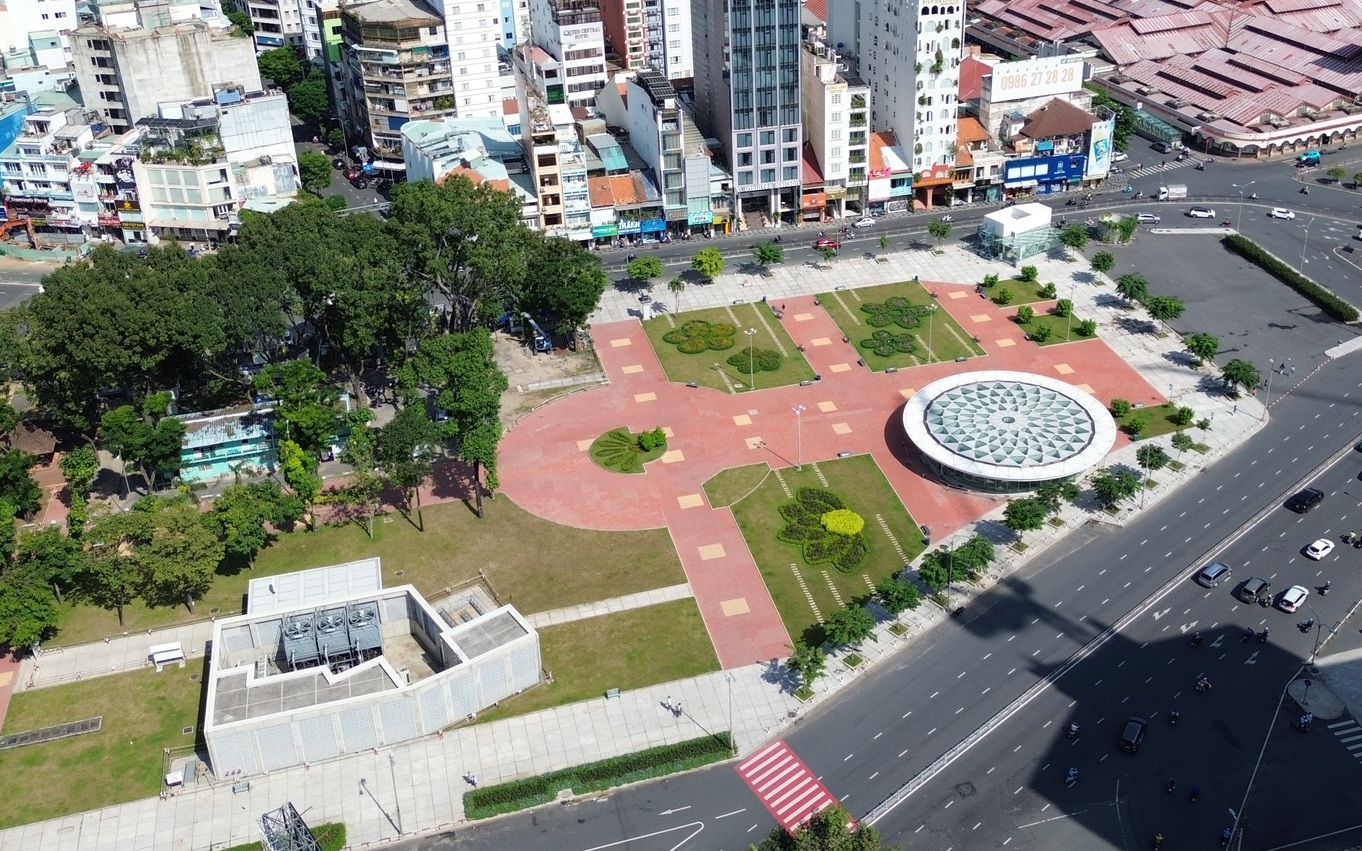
[521,312,553,353]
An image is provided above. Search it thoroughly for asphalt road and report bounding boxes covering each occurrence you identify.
[0,257,55,311]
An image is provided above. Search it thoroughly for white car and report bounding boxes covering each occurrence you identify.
[1305,538,1335,560]
[1278,585,1309,613]
[1268,208,1296,220]
[1112,151,1129,163]
[1187,207,1216,219]
[852,216,877,228]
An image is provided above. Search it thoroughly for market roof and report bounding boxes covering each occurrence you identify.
[903,371,1117,483]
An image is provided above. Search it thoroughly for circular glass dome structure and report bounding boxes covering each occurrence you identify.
[902,370,1116,492]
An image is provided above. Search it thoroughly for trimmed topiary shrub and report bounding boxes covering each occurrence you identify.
[820,508,865,536]
[859,329,917,358]
[727,347,783,374]
[662,319,739,354]
[862,297,932,329]
[591,426,667,473]
[1110,398,1132,417]
[1076,318,1097,337]
[777,487,869,572]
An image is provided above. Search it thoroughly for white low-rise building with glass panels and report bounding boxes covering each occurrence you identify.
[902,370,1116,491]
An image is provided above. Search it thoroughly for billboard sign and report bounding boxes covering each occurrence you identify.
[988,56,1084,103]
[1086,116,1114,177]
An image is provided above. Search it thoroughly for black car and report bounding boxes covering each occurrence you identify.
[1286,487,1324,513]
[332,157,346,169]
[1238,577,1272,604]
[1119,717,1148,753]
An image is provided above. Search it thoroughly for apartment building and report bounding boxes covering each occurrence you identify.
[0,0,77,70]
[339,0,457,160]
[600,0,646,70]
[693,0,803,229]
[527,0,607,109]
[70,8,261,134]
[423,0,506,118]
[0,106,94,239]
[226,0,307,52]
[513,62,589,236]
[799,36,868,219]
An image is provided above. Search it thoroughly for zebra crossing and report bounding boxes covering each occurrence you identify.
[735,739,837,831]
[1328,718,1362,762]
[1120,157,1199,182]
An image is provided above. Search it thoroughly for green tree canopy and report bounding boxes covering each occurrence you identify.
[753,242,784,267]
[298,150,333,194]
[1145,295,1184,327]
[1091,467,1141,509]
[875,574,921,615]
[1059,223,1089,253]
[750,804,897,851]
[58,445,99,496]
[0,563,60,648]
[1220,359,1260,395]
[1090,251,1115,275]
[927,219,952,245]
[210,480,302,569]
[132,496,223,611]
[257,46,304,91]
[626,255,665,283]
[0,450,42,517]
[378,404,440,528]
[1115,273,1148,305]
[691,247,725,281]
[785,642,827,688]
[823,605,875,647]
[1003,496,1048,532]
[14,525,87,603]
[1184,332,1219,366]
[287,74,332,124]
[520,234,608,331]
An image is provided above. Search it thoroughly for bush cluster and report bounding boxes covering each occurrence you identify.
[777,487,868,572]
[1222,234,1359,322]
[465,733,734,819]
[637,426,667,451]
[820,508,865,536]
[661,319,739,354]
[726,347,783,374]
[861,296,932,329]
[859,328,916,358]
[220,823,346,851]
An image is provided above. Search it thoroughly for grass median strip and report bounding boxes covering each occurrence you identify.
[464,732,735,819]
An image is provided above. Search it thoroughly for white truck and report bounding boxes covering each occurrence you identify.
[1158,184,1187,201]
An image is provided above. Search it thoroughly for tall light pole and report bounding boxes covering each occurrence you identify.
[1263,358,1275,419]
[1066,282,1075,341]
[926,304,938,362]
[745,328,757,391]
[1234,181,1255,229]
[1300,216,1315,272]
[793,404,806,471]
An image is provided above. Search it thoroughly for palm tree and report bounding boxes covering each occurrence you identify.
[667,277,686,313]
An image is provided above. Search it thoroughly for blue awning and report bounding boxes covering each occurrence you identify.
[1036,141,1054,151]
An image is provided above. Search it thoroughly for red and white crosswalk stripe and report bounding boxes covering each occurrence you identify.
[735,739,836,831]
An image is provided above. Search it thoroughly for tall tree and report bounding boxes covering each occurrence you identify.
[823,605,875,647]
[378,404,440,530]
[287,74,332,124]
[278,439,322,530]
[0,564,60,650]
[1115,273,1148,306]
[1090,251,1115,275]
[0,450,42,518]
[520,234,609,332]
[14,525,86,605]
[667,277,686,313]
[82,508,154,625]
[385,176,530,333]
[58,445,98,497]
[210,242,296,358]
[1145,295,1184,330]
[0,400,18,440]
[339,421,382,539]
[1059,223,1089,255]
[1184,332,1219,367]
[751,804,896,851]
[297,150,333,194]
[134,497,224,612]
[255,358,341,451]
[753,242,784,269]
[1003,497,1048,532]
[257,46,305,91]
[1220,359,1260,396]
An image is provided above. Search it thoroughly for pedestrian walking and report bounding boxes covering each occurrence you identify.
[673,702,682,717]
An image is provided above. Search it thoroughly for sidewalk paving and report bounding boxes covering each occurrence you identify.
[525,583,694,629]
[1,241,1309,851]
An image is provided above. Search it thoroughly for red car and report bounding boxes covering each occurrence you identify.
[814,237,841,249]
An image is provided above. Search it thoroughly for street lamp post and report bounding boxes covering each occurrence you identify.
[1235,181,1255,229]
[1066,283,1075,341]
[1263,358,1275,418]
[1300,216,1315,272]
[745,328,757,391]
[793,405,806,471]
[926,304,938,362]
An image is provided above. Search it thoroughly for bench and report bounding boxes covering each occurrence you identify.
[149,642,186,672]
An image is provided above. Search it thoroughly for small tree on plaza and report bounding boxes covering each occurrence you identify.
[1090,251,1115,275]
[691,247,725,281]
[1184,332,1219,367]
[1003,497,1049,533]
[752,241,784,269]
[1220,359,1260,396]
[927,218,952,247]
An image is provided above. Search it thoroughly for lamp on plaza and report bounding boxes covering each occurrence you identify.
[926,304,938,362]
[793,404,806,471]
[1066,282,1075,341]
[745,328,758,391]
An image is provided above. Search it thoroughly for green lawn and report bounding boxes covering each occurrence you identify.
[1115,402,1188,440]
[702,463,772,508]
[1014,310,1097,346]
[0,664,203,828]
[642,302,817,393]
[476,599,719,722]
[990,279,1057,305]
[817,281,986,371]
[52,497,686,646]
[728,454,924,646]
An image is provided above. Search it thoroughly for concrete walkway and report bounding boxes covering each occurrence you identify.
[526,583,694,628]
[0,242,1310,851]
[21,620,219,692]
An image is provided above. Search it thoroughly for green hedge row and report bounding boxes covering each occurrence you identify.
[1222,234,1359,322]
[464,732,734,820]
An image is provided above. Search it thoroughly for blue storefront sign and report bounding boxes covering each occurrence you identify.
[687,211,713,226]
[640,219,666,233]
[1003,154,1088,192]
[617,221,642,235]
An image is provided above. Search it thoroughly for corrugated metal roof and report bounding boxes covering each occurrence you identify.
[247,559,384,615]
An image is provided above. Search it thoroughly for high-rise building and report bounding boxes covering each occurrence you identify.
[600,0,646,71]
[424,0,508,118]
[526,0,607,108]
[693,0,803,227]
[0,0,78,76]
[338,0,457,159]
[226,0,307,53]
[648,0,692,80]
[70,5,262,135]
[800,35,868,218]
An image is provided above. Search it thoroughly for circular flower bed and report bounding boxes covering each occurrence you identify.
[661,320,737,354]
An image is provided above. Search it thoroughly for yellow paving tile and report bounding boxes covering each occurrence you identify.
[698,544,727,561]
[662,426,675,437]
[677,493,705,509]
[621,364,644,374]
[1074,383,1095,394]
[576,439,593,451]
[1054,363,1075,375]
[831,422,852,435]
[995,338,1017,348]
[970,314,993,323]
[811,337,832,347]
[732,414,753,426]
[660,449,684,463]
[829,363,852,373]
[0,671,11,686]
[610,338,633,347]
[794,312,814,321]
[721,598,751,616]
[899,387,917,399]
[744,436,764,449]
[634,392,658,402]
[946,291,969,300]
[818,401,838,412]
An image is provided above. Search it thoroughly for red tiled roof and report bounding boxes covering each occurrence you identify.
[801,143,824,185]
[958,56,992,102]
[803,0,829,23]
[868,131,897,174]
[957,116,991,144]
[588,175,615,208]
[1020,98,1095,139]
[440,165,510,193]
[609,173,645,206]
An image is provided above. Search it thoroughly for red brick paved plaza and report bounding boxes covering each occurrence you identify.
[498,278,1163,669]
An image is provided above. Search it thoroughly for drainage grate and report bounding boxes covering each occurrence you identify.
[182,726,195,736]
[0,717,102,751]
